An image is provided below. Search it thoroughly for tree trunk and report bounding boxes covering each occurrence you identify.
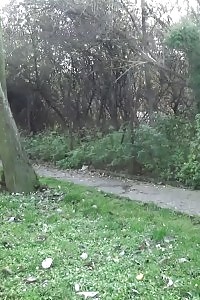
[141,0,155,123]
[0,20,39,193]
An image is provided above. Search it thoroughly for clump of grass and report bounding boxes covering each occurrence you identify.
[0,178,199,299]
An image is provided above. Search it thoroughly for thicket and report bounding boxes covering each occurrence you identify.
[23,114,200,188]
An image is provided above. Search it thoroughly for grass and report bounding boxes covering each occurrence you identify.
[0,178,200,299]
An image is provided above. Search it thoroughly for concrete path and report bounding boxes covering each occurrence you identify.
[35,165,200,216]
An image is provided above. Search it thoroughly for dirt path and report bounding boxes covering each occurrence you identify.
[34,165,200,216]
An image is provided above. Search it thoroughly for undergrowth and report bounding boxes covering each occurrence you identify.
[23,115,200,188]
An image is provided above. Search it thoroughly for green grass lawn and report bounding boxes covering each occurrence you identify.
[0,178,200,300]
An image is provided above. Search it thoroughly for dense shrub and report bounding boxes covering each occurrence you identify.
[178,114,200,188]
[22,131,71,162]
[57,131,133,170]
[151,115,194,180]
[23,115,200,188]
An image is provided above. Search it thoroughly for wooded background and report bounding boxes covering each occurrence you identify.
[2,0,196,134]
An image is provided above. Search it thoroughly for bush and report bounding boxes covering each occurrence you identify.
[23,115,200,188]
[152,115,194,180]
[178,114,200,188]
[22,131,73,162]
[133,124,170,176]
[57,131,133,170]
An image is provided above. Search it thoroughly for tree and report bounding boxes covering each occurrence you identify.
[0,19,39,193]
[2,0,193,134]
[166,20,200,111]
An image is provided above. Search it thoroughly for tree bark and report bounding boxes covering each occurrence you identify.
[0,20,39,193]
[141,0,155,123]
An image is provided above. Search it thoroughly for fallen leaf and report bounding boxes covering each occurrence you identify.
[8,217,15,222]
[113,257,119,263]
[80,252,88,260]
[119,250,125,256]
[164,236,175,243]
[84,261,95,270]
[2,241,13,249]
[42,257,53,269]
[132,288,140,295]
[8,215,22,222]
[1,267,13,276]
[162,274,174,287]
[75,283,80,292]
[167,278,174,287]
[42,280,48,287]
[37,235,47,242]
[81,165,88,171]
[159,257,170,265]
[25,276,37,284]
[177,257,188,264]
[136,273,144,281]
[76,291,99,299]
[138,239,150,250]
[42,224,48,233]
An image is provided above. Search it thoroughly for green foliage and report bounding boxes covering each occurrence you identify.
[178,114,200,188]
[24,115,200,188]
[133,124,170,175]
[57,130,134,170]
[166,20,200,53]
[55,116,198,185]
[23,131,75,162]
[166,20,200,109]
[153,116,194,179]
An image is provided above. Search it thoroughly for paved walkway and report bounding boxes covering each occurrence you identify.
[35,165,200,216]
